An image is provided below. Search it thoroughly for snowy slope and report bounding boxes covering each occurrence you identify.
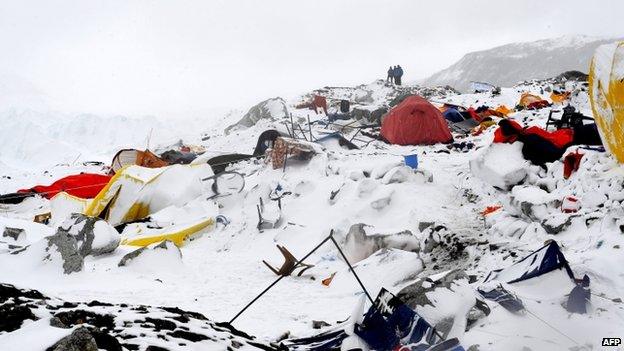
[1,79,623,351]
[424,36,621,91]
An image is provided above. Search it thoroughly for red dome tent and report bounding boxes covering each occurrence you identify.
[381,95,453,145]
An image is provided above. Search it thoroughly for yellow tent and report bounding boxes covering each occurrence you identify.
[84,164,214,226]
[589,41,624,163]
[494,105,513,116]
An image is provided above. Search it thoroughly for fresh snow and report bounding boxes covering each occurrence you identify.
[1,78,623,351]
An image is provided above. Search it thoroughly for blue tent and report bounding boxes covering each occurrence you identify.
[484,241,575,284]
[443,108,465,123]
[355,289,465,351]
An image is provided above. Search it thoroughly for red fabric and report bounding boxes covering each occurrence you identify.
[524,126,574,148]
[466,107,481,121]
[493,120,574,148]
[18,173,112,200]
[312,95,328,114]
[563,151,584,179]
[381,95,453,145]
[493,120,523,143]
[526,100,550,110]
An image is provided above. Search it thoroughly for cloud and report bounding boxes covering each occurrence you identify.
[0,0,622,117]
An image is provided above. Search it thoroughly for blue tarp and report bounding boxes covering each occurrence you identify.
[484,241,575,284]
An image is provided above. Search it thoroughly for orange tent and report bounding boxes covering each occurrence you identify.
[518,93,544,107]
[110,149,169,173]
[550,91,571,103]
[494,105,512,116]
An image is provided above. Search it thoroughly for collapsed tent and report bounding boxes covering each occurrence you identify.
[0,173,113,205]
[589,41,624,163]
[518,93,546,108]
[284,289,465,351]
[84,164,214,226]
[483,241,575,284]
[381,95,453,145]
[110,149,169,173]
[550,91,571,103]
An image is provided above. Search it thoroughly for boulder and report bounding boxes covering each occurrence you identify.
[58,214,120,257]
[225,97,288,134]
[44,230,84,274]
[118,240,182,267]
[48,327,98,351]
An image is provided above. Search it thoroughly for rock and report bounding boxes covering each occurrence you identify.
[312,320,331,329]
[418,221,435,232]
[50,317,69,329]
[0,304,38,332]
[541,214,573,235]
[118,240,182,267]
[369,107,388,124]
[343,224,419,263]
[48,327,99,351]
[58,214,120,257]
[118,247,147,267]
[434,316,455,338]
[225,97,288,134]
[397,269,468,308]
[44,230,84,274]
[2,227,24,241]
[510,186,559,221]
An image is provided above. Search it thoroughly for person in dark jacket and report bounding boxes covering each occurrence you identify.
[394,65,404,85]
[387,66,394,84]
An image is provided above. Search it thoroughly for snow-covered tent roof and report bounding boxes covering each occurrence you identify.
[484,241,575,284]
[84,164,213,227]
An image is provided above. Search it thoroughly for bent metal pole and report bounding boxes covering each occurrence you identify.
[228,230,375,325]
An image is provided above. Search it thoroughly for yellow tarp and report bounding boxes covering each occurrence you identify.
[589,41,624,163]
[121,218,215,247]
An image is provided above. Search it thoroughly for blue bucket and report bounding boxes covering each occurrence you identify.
[404,154,418,169]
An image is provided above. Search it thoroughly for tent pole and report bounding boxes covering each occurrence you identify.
[229,235,333,325]
[329,234,374,305]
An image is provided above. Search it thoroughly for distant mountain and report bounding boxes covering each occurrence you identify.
[424,36,621,92]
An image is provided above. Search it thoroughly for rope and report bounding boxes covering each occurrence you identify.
[0,182,112,202]
[524,308,580,346]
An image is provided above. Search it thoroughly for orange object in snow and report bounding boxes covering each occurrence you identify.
[480,205,502,216]
[322,272,336,286]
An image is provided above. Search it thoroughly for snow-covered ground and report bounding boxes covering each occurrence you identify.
[1,79,623,351]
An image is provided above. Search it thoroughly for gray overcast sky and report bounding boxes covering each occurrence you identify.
[0,0,622,118]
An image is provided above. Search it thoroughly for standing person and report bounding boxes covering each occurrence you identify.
[387,66,394,84]
[394,65,404,86]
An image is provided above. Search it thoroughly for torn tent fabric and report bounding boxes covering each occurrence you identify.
[18,173,112,200]
[354,289,442,351]
[84,164,214,226]
[477,285,525,313]
[483,241,575,284]
[493,120,574,148]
